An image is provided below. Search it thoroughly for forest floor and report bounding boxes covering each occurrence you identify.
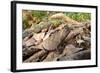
[22,11,91,63]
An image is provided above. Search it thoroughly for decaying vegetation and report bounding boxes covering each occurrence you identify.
[22,10,91,62]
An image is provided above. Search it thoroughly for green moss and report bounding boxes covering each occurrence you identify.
[65,12,91,22]
[32,11,48,20]
[23,20,30,30]
[50,19,62,28]
[22,10,91,30]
